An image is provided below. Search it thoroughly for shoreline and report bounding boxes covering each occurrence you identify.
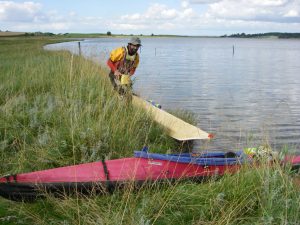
[2,31,300,39]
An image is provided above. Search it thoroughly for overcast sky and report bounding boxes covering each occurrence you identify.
[0,0,299,35]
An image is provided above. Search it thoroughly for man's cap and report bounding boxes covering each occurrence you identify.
[128,37,142,46]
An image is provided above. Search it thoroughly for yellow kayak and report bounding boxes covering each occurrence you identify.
[132,95,213,141]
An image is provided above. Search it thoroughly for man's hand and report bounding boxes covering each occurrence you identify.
[114,70,122,79]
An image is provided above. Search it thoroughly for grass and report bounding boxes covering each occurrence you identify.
[0,32,26,37]
[0,37,300,224]
[0,37,177,172]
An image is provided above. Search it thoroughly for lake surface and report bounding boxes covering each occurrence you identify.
[45,37,300,152]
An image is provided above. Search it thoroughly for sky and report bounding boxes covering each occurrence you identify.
[0,0,300,36]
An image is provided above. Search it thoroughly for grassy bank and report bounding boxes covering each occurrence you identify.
[0,32,26,37]
[0,37,300,224]
[0,37,177,172]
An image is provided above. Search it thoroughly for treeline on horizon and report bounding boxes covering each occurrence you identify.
[1,30,300,38]
[222,32,300,38]
[24,31,300,38]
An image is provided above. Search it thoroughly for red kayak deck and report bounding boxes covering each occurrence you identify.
[1,151,299,202]
[0,157,240,201]
[0,157,240,184]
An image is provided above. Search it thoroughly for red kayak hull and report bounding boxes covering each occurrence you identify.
[1,154,300,202]
[0,157,240,201]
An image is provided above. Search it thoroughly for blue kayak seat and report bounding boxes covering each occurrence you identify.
[134,148,249,166]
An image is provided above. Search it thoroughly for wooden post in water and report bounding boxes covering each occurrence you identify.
[232,45,235,56]
[78,42,81,56]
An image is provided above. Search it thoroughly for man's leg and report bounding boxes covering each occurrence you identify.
[108,71,118,90]
[122,84,133,103]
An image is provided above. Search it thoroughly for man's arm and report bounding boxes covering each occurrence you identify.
[107,47,124,77]
[107,59,117,72]
[107,47,123,71]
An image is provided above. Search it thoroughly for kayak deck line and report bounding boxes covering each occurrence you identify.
[132,95,212,141]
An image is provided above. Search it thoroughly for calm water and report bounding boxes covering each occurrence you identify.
[45,37,300,152]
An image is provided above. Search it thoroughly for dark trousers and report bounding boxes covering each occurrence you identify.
[108,71,118,90]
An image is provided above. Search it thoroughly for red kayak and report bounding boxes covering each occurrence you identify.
[1,147,299,201]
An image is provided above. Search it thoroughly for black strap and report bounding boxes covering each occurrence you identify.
[102,159,110,181]
[102,159,113,193]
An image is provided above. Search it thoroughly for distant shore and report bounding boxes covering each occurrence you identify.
[1,31,300,39]
[0,31,26,37]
